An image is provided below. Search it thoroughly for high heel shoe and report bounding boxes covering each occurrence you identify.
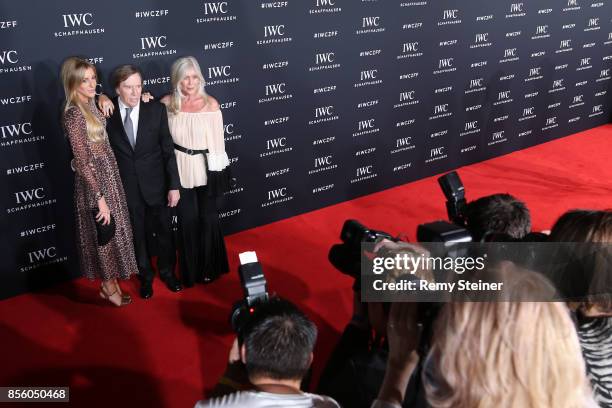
[114,283,132,304]
[99,284,131,307]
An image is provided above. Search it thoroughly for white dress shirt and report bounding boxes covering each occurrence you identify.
[118,98,140,143]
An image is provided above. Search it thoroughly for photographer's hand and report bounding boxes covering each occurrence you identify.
[373,239,427,256]
[374,303,422,407]
[209,338,251,398]
[228,337,241,363]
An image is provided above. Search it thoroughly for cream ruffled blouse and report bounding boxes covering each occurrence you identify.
[168,110,230,189]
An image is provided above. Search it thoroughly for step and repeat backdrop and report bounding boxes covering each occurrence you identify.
[1,0,611,298]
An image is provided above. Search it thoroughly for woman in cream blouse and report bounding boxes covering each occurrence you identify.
[161,56,230,286]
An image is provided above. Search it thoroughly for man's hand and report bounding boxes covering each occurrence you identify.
[142,92,154,103]
[167,190,180,207]
[97,94,114,117]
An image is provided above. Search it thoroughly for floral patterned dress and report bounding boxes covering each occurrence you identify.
[63,101,138,281]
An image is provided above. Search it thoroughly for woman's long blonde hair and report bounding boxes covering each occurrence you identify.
[424,266,595,408]
[167,56,208,114]
[60,57,105,143]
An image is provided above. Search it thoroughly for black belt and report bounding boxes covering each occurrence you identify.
[174,144,208,156]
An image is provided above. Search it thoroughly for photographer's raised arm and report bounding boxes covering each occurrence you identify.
[207,338,251,398]
[371,303,421,408]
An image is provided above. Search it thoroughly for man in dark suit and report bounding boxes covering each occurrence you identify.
[106,64,182,299]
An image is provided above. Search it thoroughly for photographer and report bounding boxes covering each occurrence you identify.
[195,298,340,407]
[318,242,433,408]
[315,281,390,407]
[464,193,531,241]
[319,173,536,407]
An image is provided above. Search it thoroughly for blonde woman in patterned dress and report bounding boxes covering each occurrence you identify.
[160,56,230,287]
[61,57,138,306]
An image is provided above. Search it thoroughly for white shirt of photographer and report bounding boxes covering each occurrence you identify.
[194,390,340,408]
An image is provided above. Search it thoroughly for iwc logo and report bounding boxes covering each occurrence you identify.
[350,165,377,183]
[260,137,292,157]
[258,25,292,45]
[465,78,486,94]
[506,3,526,18]
[563,0,580,12]
[569,94,584,109]
[309,106,339,125]
[262,187,294,208]
[0,50,32,74]
[542,116,559,131]
[197,2,236,23]
[525,67,543,82]
[309,0,341,14]
[556,39,573,53]
[398,42,423,59]
[429,103,452,120]
[488,131,508,146]
[470,33,492,48]
[309,52,340,71]
[55,13,104,37]
[0,122,43,147]
[425,146,447,163]
[8,186,56,214]
[531,25,550,40]
[499,48,519,63]
[548,79,566,93]
[206,65,239,86]
[354,69,382,88]
[438,9,461,25]
[391,136,415,154]
[133,36,177,59]
[493,90,513,106]
[393,91,419,109]
[460,121,481,136]
[584,17,600,32]
[352,119,379,137]
[433,58,456,74]
[308,155,338,175]
[589,105,604,117]
[356,16,385,35]
[259,83,293,104]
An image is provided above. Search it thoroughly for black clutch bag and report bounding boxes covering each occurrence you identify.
[91,208,116,246]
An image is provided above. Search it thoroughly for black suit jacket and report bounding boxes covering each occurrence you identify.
[107,98,180,208]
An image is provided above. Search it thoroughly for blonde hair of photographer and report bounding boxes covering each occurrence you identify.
[60,57,105,143]
[423,266,595,408]
[167,56,208,114]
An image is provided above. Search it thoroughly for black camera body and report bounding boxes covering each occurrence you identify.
[329,220,396,284]
[230,252,269,336]
[340,219,395,248]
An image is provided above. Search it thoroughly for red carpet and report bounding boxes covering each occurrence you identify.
[2,125,612,407]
